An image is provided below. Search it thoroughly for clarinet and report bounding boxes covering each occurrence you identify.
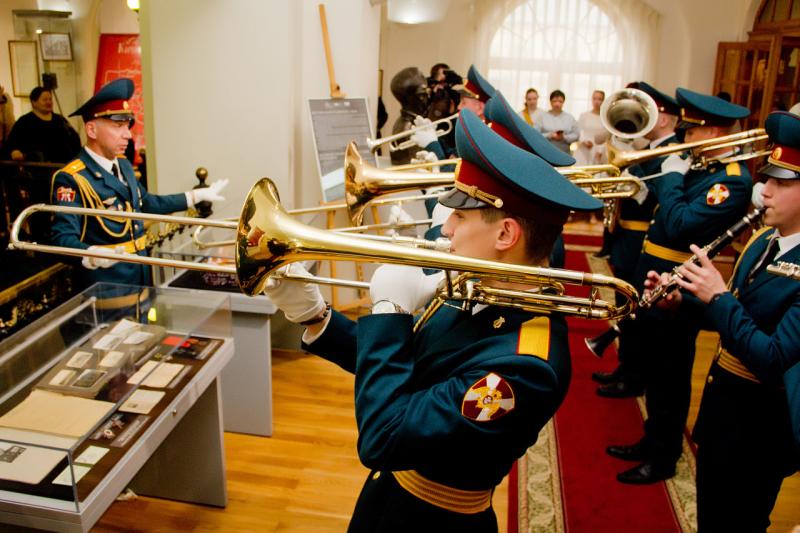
[585,207,765,358]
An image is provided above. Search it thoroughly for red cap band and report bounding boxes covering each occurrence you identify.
[456,160,534,216]
[770,145,800,172]
[465,80,490,103]
[85,98,133,120]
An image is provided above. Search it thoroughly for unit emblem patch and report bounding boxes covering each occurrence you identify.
[461,373,515,422]
[706,183,730,205]
[56,187,76,203]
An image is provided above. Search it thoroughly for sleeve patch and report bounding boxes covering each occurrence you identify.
[517,316,550,360]
[56,186,76,203]
[706,183,730,205]
[461,372,515,422]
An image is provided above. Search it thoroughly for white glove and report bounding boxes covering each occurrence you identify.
[82,245,126,270]
[262,263,326,323]
[430,202,454,228]
[191,178,229,205]
[370,265,444,313]
[660,154,692,176]
[387,204,417,237]
[628,173,649,205]
[411,150,440,172]
[751,181,765,208]
[409,116,438,149]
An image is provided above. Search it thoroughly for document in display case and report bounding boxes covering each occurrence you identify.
[0,283,234,532]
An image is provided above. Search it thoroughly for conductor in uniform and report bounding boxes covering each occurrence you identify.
[607,88,753,484]
[647,110,800,531]
[264,109,602,531]
[50,78,227,290]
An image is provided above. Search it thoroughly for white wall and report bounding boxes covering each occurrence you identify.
[138,0,380,223]
[0,0,44,118]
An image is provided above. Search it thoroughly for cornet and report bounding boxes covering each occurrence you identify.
[9,178,638,325]
[366,114,458,153]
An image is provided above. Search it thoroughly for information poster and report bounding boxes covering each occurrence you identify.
[95,34,144,152]
[308,98,375,203]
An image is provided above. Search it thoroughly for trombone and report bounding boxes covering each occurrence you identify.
[366,113,458,153]
[607,128,770,170]
[9,178,638,323]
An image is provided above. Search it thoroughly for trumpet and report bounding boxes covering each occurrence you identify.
[584,207,765,358]
[767,261,800,281]
[9,178,638,324]
[366,113,458,153]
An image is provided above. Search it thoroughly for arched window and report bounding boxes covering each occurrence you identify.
[486,0,645,116]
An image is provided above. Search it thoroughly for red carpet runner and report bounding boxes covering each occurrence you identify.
[509,231,691,532]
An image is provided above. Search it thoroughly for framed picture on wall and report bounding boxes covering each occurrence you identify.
[8,41,40,97]
[39,32,73,61]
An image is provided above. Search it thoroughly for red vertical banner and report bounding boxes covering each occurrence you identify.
[95,34,145,151]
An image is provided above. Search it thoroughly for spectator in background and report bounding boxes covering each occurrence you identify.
[534,89,579,155]
[5,86,80,163]
[0,84,15,155]
[575,90,609,166]
[520,88,544,127]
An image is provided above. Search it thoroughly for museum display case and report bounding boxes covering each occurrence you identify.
[0,283,233,532]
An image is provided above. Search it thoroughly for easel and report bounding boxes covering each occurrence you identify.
[317,4,375,313]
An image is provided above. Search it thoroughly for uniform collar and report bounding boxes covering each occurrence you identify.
[84,146,117,175]
[772,230,800,259]
[650,133,674,148]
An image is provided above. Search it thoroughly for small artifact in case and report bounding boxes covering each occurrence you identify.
[37,319,166,398]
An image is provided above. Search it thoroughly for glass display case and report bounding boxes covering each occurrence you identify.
[0,283,233,532]
[154,227,278,437]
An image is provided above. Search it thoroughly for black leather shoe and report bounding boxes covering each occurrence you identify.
[591,368,621,384]
[616,462,675,484]
[596,381,644,398]
[606,442,648,462]
[592,249,611,259]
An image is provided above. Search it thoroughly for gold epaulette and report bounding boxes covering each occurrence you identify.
[60,159,86,175]
[517,317,550,360]
[726,162,741,176]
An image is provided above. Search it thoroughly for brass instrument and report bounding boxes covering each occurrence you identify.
[345,142,454,225]
[9,178,638,324]
[345,144,641,223]
[767,262,800,281]
[606,128,769,170]
[366,113,458,153]
[600,88,660,140]
[585,207,765,357]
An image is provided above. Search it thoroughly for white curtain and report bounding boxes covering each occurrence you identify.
[471,0,660,116]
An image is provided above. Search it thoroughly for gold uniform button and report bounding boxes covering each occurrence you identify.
[372,471,381,480]
[707,375,714,384]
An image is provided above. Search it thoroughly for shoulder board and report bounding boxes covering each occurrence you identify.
[517,316,550,360]
[725,162,741,176]
[60,159,86,175]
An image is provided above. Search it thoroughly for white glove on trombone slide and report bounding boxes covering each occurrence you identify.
[660,154,692,176]
[82,245,126,270]
[370,265,445,314]
[409,117,438,149]
[262,263,327,324]
[386,204,417,237]
[411,150,440,172]
[189,179,230,206]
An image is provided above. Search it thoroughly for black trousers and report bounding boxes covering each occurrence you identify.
[348,471,497,533]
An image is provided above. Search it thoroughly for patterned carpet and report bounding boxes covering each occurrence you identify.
[510,242,698,532]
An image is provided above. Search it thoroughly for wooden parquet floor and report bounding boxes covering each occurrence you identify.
[91,342,799,532]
